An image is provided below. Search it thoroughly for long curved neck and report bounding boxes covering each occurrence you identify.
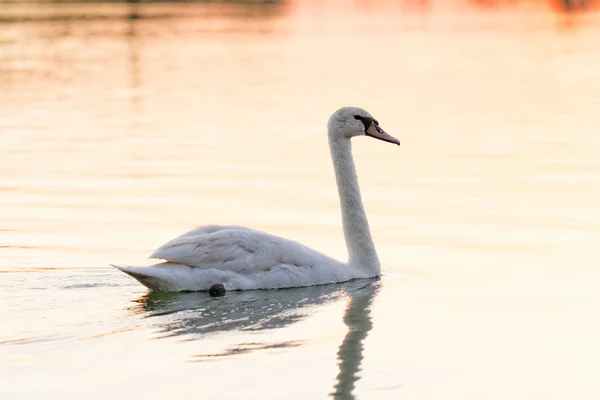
[329,136,380,273]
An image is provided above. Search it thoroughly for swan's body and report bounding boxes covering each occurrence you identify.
[112,107,399,292]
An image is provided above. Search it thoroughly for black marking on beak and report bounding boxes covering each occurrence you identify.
[354,115,379,131]
[355,115,400,146]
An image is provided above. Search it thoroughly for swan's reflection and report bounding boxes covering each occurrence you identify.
[331,280,379,399]
[135,279,375,337]
[135,278,379,394]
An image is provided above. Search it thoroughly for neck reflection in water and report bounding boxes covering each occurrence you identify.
[330,281,379,400]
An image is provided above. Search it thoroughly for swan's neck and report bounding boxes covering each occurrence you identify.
[329,136,380,273]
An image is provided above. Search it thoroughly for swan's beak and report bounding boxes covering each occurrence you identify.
[365,122,400,146]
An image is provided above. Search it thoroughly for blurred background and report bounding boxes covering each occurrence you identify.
[1,1,599,399]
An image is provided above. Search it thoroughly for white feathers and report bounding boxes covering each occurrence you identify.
[149,225,330,273]
[113,225,359,291]
[112,107,397,292]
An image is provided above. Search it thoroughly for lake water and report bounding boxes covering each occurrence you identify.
[1,2,600,399]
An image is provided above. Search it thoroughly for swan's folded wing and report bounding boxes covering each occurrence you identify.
[150,227,326,273]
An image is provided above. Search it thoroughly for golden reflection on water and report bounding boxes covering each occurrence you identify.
[1,2,600,399]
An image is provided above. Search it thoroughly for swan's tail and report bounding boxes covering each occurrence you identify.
[111,263,195,292]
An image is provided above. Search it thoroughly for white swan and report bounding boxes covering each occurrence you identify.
[112,107,399,292]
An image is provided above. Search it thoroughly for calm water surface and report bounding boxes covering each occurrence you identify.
[1,3,600,399]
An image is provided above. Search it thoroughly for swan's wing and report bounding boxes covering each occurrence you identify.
[150,226,331,273]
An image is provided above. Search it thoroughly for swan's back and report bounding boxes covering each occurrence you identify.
[150,225,335,273]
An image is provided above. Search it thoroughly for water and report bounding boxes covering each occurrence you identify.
[1,2,600,399]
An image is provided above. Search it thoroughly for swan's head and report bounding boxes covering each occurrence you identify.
[327,106,400,146]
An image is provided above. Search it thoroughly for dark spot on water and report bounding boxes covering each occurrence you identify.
[209,284,226,297]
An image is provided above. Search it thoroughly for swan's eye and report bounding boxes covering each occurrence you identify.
[353,115,372,132]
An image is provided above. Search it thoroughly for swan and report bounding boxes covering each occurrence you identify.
[112,107,400,292]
